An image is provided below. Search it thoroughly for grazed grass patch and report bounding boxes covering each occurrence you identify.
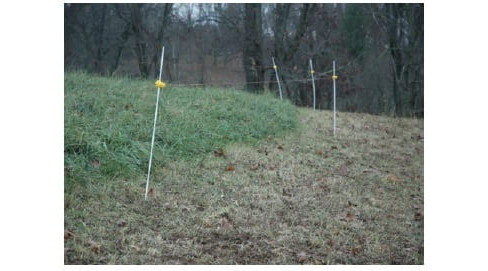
[65,97,423,264]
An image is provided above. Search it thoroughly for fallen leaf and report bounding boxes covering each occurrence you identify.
[297,251,307,264]
[130,245,141,252]
[320,182,330,193]
[64,229,74,240]
[219,213,232,228]
[347,200,358,207]
[221,217,230,229]
[213,148,225,157]
[346,212,355,221]
[306,239,320,249]
[338,164,348,176]
[64,166,71,177]
[249,164,259,171]
[351,246,362,256]
[116,220,127,227]
[282,188,292,197]
[181,206,191,212]
[91,160,100,168]
[226,165,235,171]
[387,174,401,183]
[414,212,424,221]
[316,150,324,156]
[356,214,366,222]
[90,242,101,254]
[327,240,335,248]
[220,212,231,219]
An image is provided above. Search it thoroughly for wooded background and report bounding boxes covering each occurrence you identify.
[64,3,423,117]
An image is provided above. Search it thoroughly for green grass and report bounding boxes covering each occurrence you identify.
[64,72,298,191]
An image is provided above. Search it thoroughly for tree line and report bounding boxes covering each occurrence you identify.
[65,3,423,117]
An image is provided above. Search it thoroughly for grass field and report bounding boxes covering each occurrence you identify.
[64,72,424,264]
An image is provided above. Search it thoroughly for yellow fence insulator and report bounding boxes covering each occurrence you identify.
[155,80,166,88]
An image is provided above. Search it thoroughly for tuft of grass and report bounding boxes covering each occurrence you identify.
[64,72,297,191]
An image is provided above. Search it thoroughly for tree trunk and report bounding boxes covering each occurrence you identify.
[94,4,107,74]
[110,25,130,75]
[130,4,149,78]
[243,4,264,93]
[272,4,313,104]
[151,3,173,78]
[387,3,405,116]
[273,4,290,64]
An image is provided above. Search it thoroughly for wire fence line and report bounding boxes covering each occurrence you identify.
[164,53,368,89]
[166,72,337,88]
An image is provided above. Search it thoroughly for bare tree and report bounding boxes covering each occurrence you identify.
[243,4,264,92]
[114,4,173,78]
[381,3,424,116]
[65,3,423,116]
[271,4,314,103]
[148,3,173,78]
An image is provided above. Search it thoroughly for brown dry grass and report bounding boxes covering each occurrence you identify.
[64,108,423,264]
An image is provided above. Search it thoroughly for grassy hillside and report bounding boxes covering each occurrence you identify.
[64,72,298,191]
[64,72,423,264]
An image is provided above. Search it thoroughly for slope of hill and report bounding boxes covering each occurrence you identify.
[64,73,424,264]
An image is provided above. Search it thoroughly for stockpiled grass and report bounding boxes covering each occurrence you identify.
[64,72,298,191]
